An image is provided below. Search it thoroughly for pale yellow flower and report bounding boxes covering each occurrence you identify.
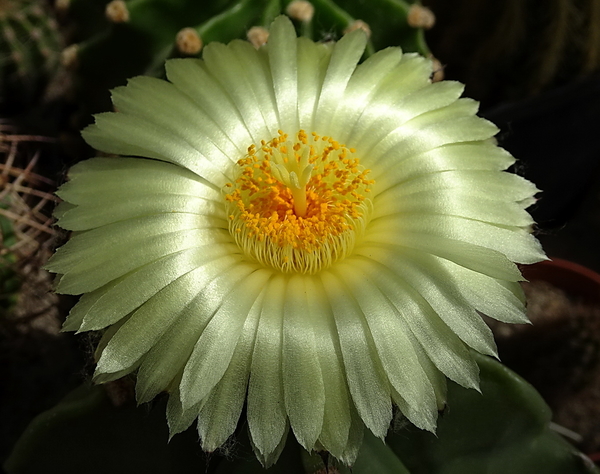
[47,16,545,466]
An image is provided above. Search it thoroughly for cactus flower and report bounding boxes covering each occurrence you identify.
[46,16,545,466]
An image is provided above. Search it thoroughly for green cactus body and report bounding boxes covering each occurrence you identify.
[0,0,62,108]
[60,0,435,117]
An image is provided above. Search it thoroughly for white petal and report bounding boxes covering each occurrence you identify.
[399,329,448,410]
[300,277,353,460]
[250,423,290,468]
[196,286,264,451]
[111,76,237,174]
[61,280,119,332]
[348,54,432,148]
[59,195,223,231]
[314,29,367,132]
[131,257,257,402]
[57,157,218,207]
[165,59,253,152]
[357,245,497,356]
[47,214,230,294]
[374,169,539,204]
[364,109,496,172]
[167,384,204,437]
[367,212,545,264]
[82,113,229,186]
[332,263,438,432]
[203,40,278,140]
[180,268,272,410]
[363,231,523,282]
[77,249,239,332]
[329,47,403,142]
[138,262,262,404]
[95,265,217,376]
[268,16,299,132]
[401,250,498,356]
[339,399,365,465]
[297,38,332,130]
[435,259,529,324]
[319,271,392,439]
[282,274,325,450]
[352,81,464,159]
[371,142,515,192]
[348,255,480,389]
[231,41,280,134]
[93,316,140,383]
[247,274,288,460]
[373,189,534,227]
[135,308,206,404]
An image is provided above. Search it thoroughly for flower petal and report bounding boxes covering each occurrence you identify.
[332,263,438,432]
[247,274,288,461]
[180,268,272,410]
[319,271,392,439]
[374,170,539,205]
[349,255,480,389]
[135,307,208,405]
[297,38,332,129]
[133,259,256,403]
[203,40,278,140]
[364,108,496,171]
[110,76,238,174]
[282,275,325,450]
[95,266,215,377]
[435,259,529,324]
[351,79,464,157]
[363,231,523,282]
[166,384,203,438]
[373,190,534,228]
[340,405,365,465]
[196,286,264,451]
[301,277,353,460]
[346,54,432,144]
[76,249,239,332]
[314,29,367,132]
[329,47,403,142]
[46,214,230,294]
[56,157,218,207]
[268,16,299,133]
[357,245,498,356]
[367,212,545,264]
[372,142,515,191]
[165,58,254,152]
[82,113,229,185]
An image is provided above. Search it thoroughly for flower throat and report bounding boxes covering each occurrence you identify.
[225,130,374,274]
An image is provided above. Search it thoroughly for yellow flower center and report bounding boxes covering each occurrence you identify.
[225,130,374,274]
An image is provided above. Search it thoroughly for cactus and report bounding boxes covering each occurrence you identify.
[0,0,63,109]
[0,125,57,315]
[0,125,56,266]
[58,0,438,117]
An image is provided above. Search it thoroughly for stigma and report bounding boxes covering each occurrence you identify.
[225,130,374,274]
